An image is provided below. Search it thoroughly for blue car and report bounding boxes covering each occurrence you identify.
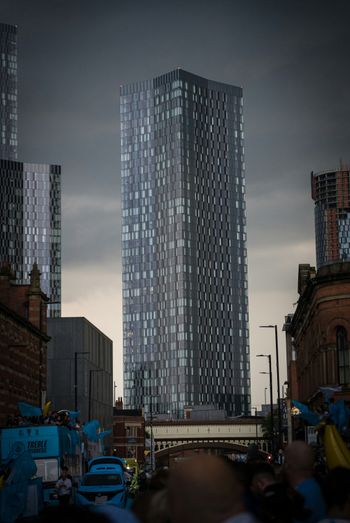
[76,458,127,507]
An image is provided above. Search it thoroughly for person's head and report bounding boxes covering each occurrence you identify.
[61,466,68,478]
[168,454,245,523]
[323,467,350,518]
[283,441,315,486]
[246,444,264,464]
[249,462,276,495]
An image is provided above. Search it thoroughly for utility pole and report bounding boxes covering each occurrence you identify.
[150,392,154,472]
[260,324,282,451]
[113,381,117,405]
[258,354,274,456]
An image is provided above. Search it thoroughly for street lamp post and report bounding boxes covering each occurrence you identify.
[260,324,282,451]
[252,406,258,440]
[150,393,154,472]
[257,354,274,455]
[114,381,117,405]
[264,387,268,407]
[74,351,88,412]
[88,369,103,421]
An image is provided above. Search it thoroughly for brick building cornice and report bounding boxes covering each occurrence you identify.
[286,261,350,406]
[0,301,50,342]
[291,262,350,336]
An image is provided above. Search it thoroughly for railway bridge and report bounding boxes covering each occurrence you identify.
[146,417,269,467]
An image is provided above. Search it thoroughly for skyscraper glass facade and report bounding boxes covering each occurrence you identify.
[312,167,350,268]
[0,23,17,160]
[0,23,61,317]
[121,69,250,418]
[0,160,61,317]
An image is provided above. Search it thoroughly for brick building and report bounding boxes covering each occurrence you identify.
[113,398,145,461]
[284,262,350,408]
[0,263,49,425]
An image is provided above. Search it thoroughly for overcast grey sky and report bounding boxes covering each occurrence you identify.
[1,0,349,409]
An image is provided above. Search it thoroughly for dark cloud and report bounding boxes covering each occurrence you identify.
[62,195,120,268]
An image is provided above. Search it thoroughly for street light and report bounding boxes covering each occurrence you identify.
[264,387,268,406]
[74,351,88,412]
[260,324,282,451]
[257,354,274,454]
[146,367,155,472]
[251,406,258,440]
[88,369,103,421]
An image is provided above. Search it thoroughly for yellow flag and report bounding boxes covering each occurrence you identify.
[42,400,52,417]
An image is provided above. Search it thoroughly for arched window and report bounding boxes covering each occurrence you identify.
[336,326,350,384]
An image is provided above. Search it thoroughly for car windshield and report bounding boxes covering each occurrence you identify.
[82,474,122,486]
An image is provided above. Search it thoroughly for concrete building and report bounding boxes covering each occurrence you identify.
[312,165,350,268]
[284,262,350,408]
[47,317,113,430]
[121,69,249,418]
[0,263,49,425]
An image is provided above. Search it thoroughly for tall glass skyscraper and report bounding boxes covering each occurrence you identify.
[0,23,61,317]
[0,23,17,160]
[0,160,61,317]
[121,69,250,418]
[312,166,350,268]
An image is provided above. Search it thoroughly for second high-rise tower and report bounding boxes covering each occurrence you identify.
[121,69,250,418]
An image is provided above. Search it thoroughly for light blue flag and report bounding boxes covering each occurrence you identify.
[6,450,37,483]
[83,420,100,442]
[17,402,41,418]
[0,481,27,523]
[69,428,81,452]
[0,449,37,523]
[98,429,112,454]
[292,400,320,426]
[320,386,342,401]
[98,429,112,440]
[330,399,349,432]
[67,410,80,419]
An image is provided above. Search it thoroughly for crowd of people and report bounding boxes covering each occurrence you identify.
[27,440,350,523]
[6,409,81,429]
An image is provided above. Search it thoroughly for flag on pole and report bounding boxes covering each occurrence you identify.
[17,402,42,418]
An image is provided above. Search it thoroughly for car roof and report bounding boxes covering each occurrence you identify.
[88,457,125,471]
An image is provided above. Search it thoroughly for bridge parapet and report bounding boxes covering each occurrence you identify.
[146,417,269,458]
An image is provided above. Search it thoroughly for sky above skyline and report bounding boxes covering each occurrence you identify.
[1,0,350,410]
